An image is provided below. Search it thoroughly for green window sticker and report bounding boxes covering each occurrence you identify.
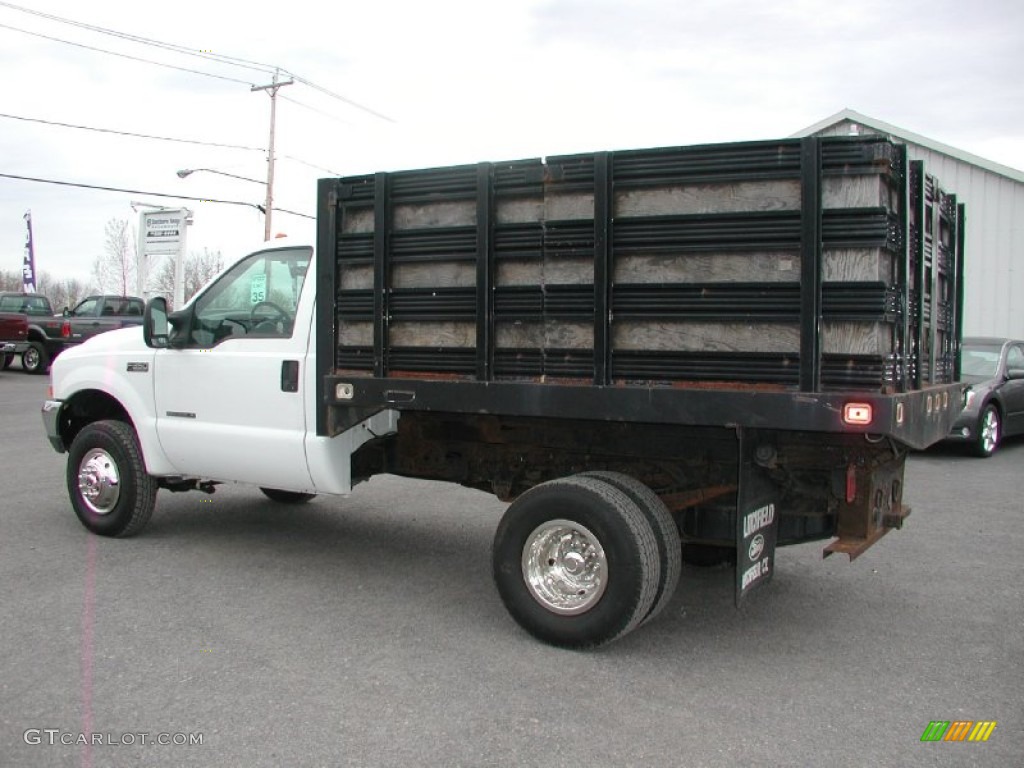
[250,274,267,304]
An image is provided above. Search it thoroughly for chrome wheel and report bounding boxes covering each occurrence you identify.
[521,519,607,615]
[22,346,40,371]
[77,448,121,515]
[978,406,1000,456]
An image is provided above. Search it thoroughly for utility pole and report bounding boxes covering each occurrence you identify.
[251,68,293,241]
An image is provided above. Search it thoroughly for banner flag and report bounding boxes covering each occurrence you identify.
[23,211,37,293]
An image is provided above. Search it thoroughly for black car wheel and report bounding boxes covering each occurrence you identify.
[22,341,48,374]
[67,420,157,537]
[580,471,681,625]
[492,474,660,648]
[972,404,1001,458]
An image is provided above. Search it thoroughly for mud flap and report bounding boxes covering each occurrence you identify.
[735,428,782,606]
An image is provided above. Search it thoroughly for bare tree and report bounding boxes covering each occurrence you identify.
[36,272,95,312]
[151,248,225,309]
[92,218,137,295]
[0,269,21,292]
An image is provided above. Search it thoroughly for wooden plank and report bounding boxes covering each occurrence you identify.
[497,321,593,350]
[392,262,476,289]
[822,248,893,282]
[338,321,373,346]
[613,321,801,353]
[339,265,374,291]
[496,197,544,224]
[615,180,800,217]
[341,208,374,234]
[822,175,892,209]
[822,321,893,356]
[390,321,476,348]
[393,201,475,230]
[546,192,594,221]
[496,258,594,286]
[614,252,799,284]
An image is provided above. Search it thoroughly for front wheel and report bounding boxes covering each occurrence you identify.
[972,404,1001,457]
[492,474,660,648]
[67,420,157,537]
[260,487,316,504]
[22,341,48,374]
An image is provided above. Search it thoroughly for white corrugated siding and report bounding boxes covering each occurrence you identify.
[811,121,1024,338]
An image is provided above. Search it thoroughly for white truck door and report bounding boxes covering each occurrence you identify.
[152,245,315,490]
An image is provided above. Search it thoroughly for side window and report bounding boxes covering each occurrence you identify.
[74,298,99,317]
[186,247,311,347]
[1007,345,1024,371]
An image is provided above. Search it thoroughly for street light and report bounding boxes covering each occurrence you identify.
[176,168,267,186]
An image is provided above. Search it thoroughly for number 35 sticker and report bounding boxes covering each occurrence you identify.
[250,274,267,304]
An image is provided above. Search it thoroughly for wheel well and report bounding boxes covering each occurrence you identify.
[58,390,133,450]
[982,398,1003,418]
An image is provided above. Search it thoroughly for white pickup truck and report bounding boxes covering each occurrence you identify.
[42,137,965,647]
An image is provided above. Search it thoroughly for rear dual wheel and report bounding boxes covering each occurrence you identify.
[492,473,679,648]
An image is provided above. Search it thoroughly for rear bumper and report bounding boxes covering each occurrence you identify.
[41,399,65,453]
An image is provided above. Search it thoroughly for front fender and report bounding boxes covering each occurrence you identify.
[50,346,177,476]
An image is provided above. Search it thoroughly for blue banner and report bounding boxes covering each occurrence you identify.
[23,211,36,293]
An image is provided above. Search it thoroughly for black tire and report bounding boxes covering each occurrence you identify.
[581,471,681,624]
[681,543,736,567]
[971,404,1001,458]
[67,420,157,537]
[22,341,48,374]
[492,475,660,648]
[2,353,12,370]
[260,487,316,504]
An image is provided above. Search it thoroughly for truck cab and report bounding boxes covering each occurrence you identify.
[62,294,145,343]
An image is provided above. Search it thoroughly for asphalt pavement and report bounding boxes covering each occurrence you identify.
[1,365,1021,767]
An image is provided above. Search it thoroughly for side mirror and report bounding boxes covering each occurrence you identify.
[143,297,169,348]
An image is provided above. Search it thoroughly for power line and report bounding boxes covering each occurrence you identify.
[281,154,342,177]
[0,1,394,122]
[0,21,255,86]
[0,111,341,174]
[280,94,354,127]
[287,74,396,123]
[0,0,277,76]
[0,111,264,151]
[0,172,315,220]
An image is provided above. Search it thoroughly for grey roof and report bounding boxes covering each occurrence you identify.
[792,109,1024,184]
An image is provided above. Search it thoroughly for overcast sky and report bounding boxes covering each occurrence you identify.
[2,0,1022,288]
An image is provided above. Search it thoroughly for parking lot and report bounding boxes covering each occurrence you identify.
[1,366,1021,768]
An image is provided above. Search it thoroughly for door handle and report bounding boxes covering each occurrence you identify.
[281,360,299,392]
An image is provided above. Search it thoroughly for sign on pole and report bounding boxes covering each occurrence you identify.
[137,208,190,307]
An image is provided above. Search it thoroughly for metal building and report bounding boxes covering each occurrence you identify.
[794,109,1024,338]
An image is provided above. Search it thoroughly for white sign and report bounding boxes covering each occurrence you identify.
[137,207,191,307]
[142,210,189,256]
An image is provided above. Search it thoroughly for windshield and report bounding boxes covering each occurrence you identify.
[961,344,1003,377]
